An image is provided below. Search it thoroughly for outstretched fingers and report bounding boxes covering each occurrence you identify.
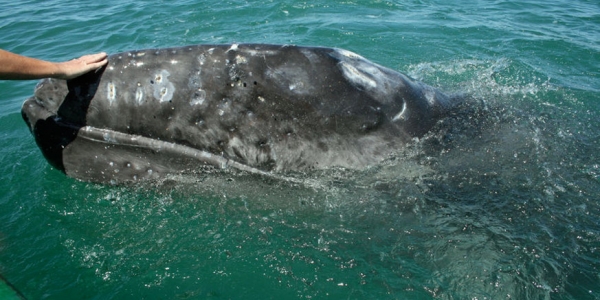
[59,52,109,79]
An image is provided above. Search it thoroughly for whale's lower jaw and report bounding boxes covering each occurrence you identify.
[45,124,405,184]
[59,126,277,184]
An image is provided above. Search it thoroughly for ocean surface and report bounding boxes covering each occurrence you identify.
[1,0,599,299]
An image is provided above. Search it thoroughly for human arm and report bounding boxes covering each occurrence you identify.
[0,49,108,80]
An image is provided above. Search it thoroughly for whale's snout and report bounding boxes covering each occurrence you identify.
[21,78,68,132]
[21,96,53,132]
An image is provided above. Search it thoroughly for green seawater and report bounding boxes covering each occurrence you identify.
[1,0,599,299]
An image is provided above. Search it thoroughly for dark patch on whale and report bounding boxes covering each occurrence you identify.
[21,44,457,184]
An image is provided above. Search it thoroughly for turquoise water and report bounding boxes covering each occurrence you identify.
[1,0,599,299]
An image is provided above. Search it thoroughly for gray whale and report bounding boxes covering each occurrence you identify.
[22,44,455,183]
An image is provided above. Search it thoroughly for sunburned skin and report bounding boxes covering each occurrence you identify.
[21,44,457,184]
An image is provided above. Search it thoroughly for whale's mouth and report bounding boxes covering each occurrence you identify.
[21,97,36,132]
[22,77,72,129]
[21,96,54,132]
[22,76,89,172]
[21,95,81,172]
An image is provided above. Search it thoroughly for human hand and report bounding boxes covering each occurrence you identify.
[55,52,108,80]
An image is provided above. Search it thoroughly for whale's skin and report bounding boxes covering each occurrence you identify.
[21,44,453,183]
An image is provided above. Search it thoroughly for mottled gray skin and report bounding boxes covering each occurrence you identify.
[22,44,453,183]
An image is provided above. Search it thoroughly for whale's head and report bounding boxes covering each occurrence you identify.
[21,44,461,184]
[22,70,104,171]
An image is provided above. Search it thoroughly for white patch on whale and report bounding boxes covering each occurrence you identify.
[198,53,206,65]
[152,70,175,102]
[190,89,206,106]
[135,87,144,104]
[107,82,116,105]
[289,82,305,91]
[266,65,312,95]
[235,55,247,64]
[339,62,377,90]
[392,101,408,121]
[242,47,278,57]
[331,48,398,95]
[335,48,366,60]
[423,86,437,106]
[103,132,117,143]
[421,84,451,109]
[300,49,320,65]
[227,44,239,52]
